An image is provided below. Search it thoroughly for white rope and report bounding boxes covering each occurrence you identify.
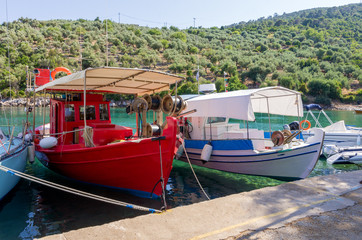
[0,164,161,213]
[181,139,210,200]
[35,127,86,137]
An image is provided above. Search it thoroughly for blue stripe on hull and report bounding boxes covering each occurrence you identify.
[185,139,253,150]
[185,141,320,158]
[81,181,160,199]
[182,150,318,164]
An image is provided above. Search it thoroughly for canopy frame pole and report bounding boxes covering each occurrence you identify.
[247,121,249,139]
[22,67,31,144]
[321,110,333,125]
[266,97,272,137]
[296,93,301,139]
[32,90,36,133]
[42,89,46,136]
[84,74,87,129]
[296,93,301,123]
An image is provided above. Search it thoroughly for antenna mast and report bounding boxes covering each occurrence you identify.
[5,0,12,130]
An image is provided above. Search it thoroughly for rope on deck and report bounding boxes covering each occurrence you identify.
[0,164,161,213]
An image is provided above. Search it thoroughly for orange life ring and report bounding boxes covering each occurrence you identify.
[51,67,71,80]
[300,120,311,130]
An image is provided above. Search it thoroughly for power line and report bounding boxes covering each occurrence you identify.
[118,12,164,25]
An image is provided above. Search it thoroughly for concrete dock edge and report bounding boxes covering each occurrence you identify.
[39,170,362,240]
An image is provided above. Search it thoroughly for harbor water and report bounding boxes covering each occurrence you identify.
[0,107,361,239]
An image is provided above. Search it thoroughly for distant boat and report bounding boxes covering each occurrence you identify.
[33,67,182,198]
[176,87,324,180]
[355,109,362,114]
[302,104,362,148]
[0,130,28,200]
[325,145,362,164]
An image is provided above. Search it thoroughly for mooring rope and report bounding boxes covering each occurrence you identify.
[181,139,210,200]
[0,164,161,213]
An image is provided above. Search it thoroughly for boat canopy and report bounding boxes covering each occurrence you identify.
[35,67,183,96]
[183,86,303,121]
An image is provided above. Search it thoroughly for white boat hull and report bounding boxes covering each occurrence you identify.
[0,140,28,200]
[326,146,362,165]
[303,130,361,148]
[179,139,323,180]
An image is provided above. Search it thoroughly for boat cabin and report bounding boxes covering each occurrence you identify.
[186,116,266,150]
[48,93,132,146]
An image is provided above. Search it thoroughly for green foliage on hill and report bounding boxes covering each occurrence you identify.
[0,4,361,104]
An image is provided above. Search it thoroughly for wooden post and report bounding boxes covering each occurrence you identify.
[32,91,36,133]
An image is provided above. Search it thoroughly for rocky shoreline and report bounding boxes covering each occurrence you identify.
[0,97,131,108]
[328,102,362,111]
[0,97,49,107]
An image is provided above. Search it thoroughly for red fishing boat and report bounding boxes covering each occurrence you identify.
[33,67,183,198]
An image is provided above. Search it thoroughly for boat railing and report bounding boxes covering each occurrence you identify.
[304,104,334,128]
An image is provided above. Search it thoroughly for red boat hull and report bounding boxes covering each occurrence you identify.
[35,117,177,198]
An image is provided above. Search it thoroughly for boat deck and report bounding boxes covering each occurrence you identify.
[38,170,362,240]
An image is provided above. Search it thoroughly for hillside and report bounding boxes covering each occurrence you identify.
[0,3,361,104]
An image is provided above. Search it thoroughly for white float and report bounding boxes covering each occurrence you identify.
[200,143,213,161]
[39,137,58,149]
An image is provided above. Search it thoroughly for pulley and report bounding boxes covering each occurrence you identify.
[161,95,187,115]
[144,123,162,137]
[132,98,148,113]
[161,94,173,114]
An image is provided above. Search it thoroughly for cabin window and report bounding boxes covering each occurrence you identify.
[207,117,226,124]
[79,105,96,120]
[99,104,109,121]
[65,104,75,122]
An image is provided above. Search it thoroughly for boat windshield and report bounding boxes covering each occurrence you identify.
[79,105,96,120]
[207,117,227,124]
[65,104,75,122]
[99,104,109,121]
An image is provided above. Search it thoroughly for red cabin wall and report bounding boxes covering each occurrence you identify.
[49,94,113,145]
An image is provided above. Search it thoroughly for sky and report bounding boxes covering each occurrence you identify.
[1,0,361,28]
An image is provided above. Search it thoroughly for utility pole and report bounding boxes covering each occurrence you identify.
[79,29,82,71]
[118,12,120,24]
[193,18,196,28]
[106,19,108,67]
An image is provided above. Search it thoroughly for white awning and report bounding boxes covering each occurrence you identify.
[35,67,184,96]
[183,86,303,121]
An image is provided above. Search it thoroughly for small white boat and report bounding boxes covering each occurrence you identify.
[325,145,362,164]
[0,129,29,200]
[177,87,324,180]
[302,104,362,148]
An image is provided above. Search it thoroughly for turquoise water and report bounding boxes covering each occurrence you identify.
[0,107,361,239]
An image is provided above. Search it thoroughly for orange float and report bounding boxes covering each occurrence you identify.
[51,67,71,80]
[300,120,311,130]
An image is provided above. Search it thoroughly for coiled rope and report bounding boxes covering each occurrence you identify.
[181,140,210,200]
[0,164,161,213]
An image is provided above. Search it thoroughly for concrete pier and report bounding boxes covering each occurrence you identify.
[40,170,362,240]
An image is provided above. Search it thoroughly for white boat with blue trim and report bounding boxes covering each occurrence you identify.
[0,129,28,200]
[302,104,362,148]
[176,87,324,180]
[325,145,362,164]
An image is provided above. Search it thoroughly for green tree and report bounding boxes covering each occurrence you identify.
[227,75,247,91]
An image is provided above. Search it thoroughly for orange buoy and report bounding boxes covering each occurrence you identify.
[300,120,311,130]
[51,67,71,80]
